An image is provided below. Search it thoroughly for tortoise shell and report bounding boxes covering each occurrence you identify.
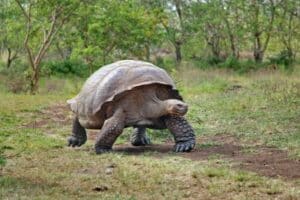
[67,60,180,117]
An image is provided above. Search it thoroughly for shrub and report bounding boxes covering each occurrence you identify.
[268,50,295,69]
[6,77,27,93]
[207,56,224,65]
[190,57,219,69]
[0,155,5,166]
[220,56,240,70]
[216,56,268,73]
[0,62,28,93]
[0,146,6,167]
[154,57,177,72]
[236,59,264,73]
[41,60,89,77]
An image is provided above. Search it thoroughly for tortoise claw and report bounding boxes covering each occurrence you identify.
[67,136,86,147]
[131,134,151,146]
[173,140,195,152]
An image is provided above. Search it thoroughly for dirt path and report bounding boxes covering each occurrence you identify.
[113,140,300,180]
[27,104,300,180]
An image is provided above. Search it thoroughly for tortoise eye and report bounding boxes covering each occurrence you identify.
[177,104,183,107]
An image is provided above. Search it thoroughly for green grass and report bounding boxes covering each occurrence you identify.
[0,66,299,199]
[176,67,300,157]
[1,150,299,199]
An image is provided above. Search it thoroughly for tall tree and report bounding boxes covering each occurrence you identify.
[219,0,247,59]
[246,0,276,62]
[0,0,23,68]
[71,0,162,68]
[191,0,225,59]
[275,0,300,61]
[148,0,192,64]
[15,0,79,94]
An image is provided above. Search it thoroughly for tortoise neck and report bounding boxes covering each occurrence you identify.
[159,100,170,116]
[143,97,169,117]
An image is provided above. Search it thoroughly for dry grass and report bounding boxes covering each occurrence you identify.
[2,149,299,199]
[1,66,300,199]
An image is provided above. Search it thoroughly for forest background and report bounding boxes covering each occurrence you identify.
[1,0,299,94]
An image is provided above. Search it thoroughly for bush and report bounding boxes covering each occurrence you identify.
[41,60,89,77]
[0,61,28,93]
[6,77,27,93]
[207,56,224,65]
[268,50,295,69]
[190,57,220,69]
[0,147,6,167]
[0,155,5,166]
[220,56,240,70]
[154,57,177,72]
[204,55,272,73]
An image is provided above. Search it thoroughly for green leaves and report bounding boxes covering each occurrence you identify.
[68,0,164,66]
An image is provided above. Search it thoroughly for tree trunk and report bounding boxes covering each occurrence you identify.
[223,15,238,59]
[254,34,263,62]
[30,66,39,94]
[281,12,295,62]
[7,48,12,68]
[286,47,294,61]
[7,59,12,69]
[175,41,182,64]
[207,39,220,59]
[254,49,263,63]
[251,0,275,63]
[212,45,220,59]
[145,44,150,61]
[6,48,18,68]
[228,34,238,58]
[173,0,184,65]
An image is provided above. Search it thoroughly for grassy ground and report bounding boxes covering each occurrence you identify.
[0,66,299,199]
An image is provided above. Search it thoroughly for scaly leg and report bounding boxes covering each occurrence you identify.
[130,127,151,146]
[95,109,125,154]
[68,117,87,147]
[164,116,195,152]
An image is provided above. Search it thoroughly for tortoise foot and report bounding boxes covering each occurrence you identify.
[67,136,86,147]
[131,134,151,146]
[95,146,112,154]
[173,139,195,152]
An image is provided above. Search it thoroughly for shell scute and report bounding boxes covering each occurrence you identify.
[67,60,177,117]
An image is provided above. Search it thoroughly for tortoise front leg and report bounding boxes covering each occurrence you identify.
[130,127,151,146]
[68,117,87,147]
[95,109,125,154]
[164,116,195,152]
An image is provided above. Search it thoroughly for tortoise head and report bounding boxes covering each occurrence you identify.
[164,99,188,116]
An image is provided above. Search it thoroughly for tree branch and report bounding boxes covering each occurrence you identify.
[19,2,35,70]
[34,5,74,67]
[15,0,30,20]
[262,0,275,52]
[34,7,59,67]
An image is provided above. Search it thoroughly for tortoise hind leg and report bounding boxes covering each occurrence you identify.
[130,127,151,146]
[68,117,87,147]
[164,116,195,152]
[95,109,125,154]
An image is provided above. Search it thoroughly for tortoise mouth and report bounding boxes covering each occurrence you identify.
[170,106,188,116]
[165,99,188,116]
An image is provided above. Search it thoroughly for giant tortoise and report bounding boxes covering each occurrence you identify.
[67,60,195,154]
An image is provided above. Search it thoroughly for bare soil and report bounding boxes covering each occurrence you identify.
[29,104,300,180]
[23,104,72,129]
[113,142,300,180]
